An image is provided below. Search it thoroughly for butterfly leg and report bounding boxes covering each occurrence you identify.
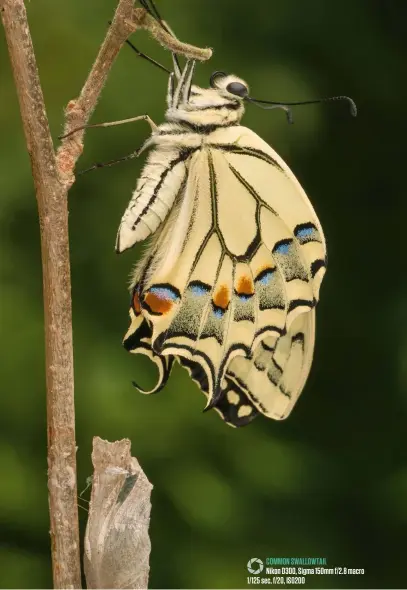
[167,72,176,107]
[171,53,182,79]
[139,0,182,78]
[171,60,196,108]
[78,132,155,176]
[59,114,158,140]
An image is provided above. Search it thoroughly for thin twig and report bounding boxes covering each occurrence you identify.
[0,0,146,585]
[133,7,212,60]
[56,4,212,191]
[0,0,81,587]
[56,0,139,190]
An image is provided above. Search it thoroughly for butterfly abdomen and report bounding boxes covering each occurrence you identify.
[116,145,191,252]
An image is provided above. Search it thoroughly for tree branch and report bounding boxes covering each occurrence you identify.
[56,4,212,191]
[0,0,81,587]
[56,0,139,190]
[0,0,212,586]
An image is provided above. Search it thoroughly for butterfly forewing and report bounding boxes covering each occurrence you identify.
[119,64,327,426]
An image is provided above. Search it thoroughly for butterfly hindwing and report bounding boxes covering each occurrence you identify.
[123,300,174,394]
[123,125,326,424]
[222,310,315,420]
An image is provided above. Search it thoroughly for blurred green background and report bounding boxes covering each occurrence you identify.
[1,0,406,588]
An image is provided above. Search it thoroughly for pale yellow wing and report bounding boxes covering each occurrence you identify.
[124,127,326,426]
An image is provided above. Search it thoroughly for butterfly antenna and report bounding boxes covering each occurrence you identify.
[138,0,182,74]
[254,95,357,116]
[246,96,358,123]
[124,38,171,74]
[106,20,171,74]
[139,0,169,33]
[139,0,162,25]
[247,95,357,122]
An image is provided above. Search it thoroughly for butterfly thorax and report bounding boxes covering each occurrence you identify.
[165,83,246,131]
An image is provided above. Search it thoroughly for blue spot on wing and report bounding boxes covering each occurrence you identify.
[258,273,272,285]
[276,243,290,254]
[190,285,209,296]
[296,227,314,239]
[294,223,319,244]
[189,281,211,297]
[237,293,253,300]
[149,286,180,301]
[273,240,292,255]
[255,268,275,285]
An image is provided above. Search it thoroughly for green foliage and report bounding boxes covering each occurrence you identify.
[0,0,406,587]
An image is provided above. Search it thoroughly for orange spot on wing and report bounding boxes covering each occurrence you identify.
[132,292,141,315]
[213,285,230,310]
[236,275,254,296]
[144,292,173,315]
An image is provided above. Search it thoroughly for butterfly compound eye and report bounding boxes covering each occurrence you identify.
[210,71,228,88]
[226,82,248,97]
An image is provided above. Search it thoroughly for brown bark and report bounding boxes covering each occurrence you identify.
[0,0,211,586]
[0,0,81,586]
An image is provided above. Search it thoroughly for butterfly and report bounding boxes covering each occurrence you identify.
[116,58,353,427]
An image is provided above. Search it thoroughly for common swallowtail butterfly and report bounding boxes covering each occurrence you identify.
[116,58,346,427]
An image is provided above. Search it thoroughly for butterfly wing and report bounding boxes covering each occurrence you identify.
[123,305,174,394]
[124,126,326,425]
[221,310,316,422]
[208,125,327,304]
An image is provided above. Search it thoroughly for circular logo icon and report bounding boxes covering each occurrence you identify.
[247,558,264,574]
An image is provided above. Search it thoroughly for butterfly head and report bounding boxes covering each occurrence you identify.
[209,71,249,99]
[166,69,248,128]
